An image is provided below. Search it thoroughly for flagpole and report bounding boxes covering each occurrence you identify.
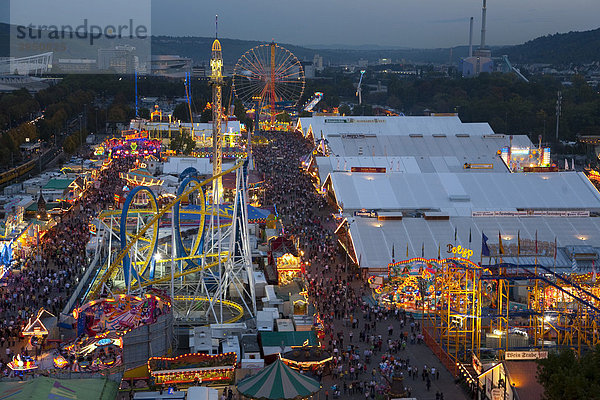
[553,236,557,276]
[535,230,538,278]
[517,230,520,269]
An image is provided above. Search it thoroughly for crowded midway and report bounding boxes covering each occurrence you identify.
[0,158,133,378]
[253,131,464,399]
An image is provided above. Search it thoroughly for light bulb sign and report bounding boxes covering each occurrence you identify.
[446,244,473,259]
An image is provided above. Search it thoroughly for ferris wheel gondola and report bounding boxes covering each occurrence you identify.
[233,42,305,126]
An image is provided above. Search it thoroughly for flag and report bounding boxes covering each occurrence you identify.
[572,254,578,272]
[469,228,472,244]
[438,244,441,260]
[392,244,395,263]
[454,227,457,242]
[482,233,490,257]
[498,232,505,255]
[406,243,409,258]
[517,230,521,255]
[554,237,557,261]
[535,230,538,255]
[565,158,569,170]
[593,260,597,283]
[421,243,425,258]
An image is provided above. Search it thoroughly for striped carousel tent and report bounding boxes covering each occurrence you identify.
[236,359,321,399]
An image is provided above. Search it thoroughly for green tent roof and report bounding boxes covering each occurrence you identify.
[26,202,61,212]
[43,178,74,190]
[260,331,317,347]
[237,359,321,399]
[0,376,118,400]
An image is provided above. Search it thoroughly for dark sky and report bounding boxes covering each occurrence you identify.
[3,0,599,48]
[150,0,600,48]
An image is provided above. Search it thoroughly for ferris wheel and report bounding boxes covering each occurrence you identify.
[233,42,305,125]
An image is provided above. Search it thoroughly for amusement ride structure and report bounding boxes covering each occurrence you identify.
[79,30,257,328]
[373,256,600,376]
[84,162,255,326]
[232,42,305,127]
[211,19,224,197]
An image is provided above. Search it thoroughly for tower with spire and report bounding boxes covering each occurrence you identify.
[211,15,224,197]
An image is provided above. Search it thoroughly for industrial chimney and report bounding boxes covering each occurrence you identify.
[469,17,474,57]
[480,0,487,49]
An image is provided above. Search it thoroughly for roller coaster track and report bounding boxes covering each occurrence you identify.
[483,263,600,314]
[87,162,244,299]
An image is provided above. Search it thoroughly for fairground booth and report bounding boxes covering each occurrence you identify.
[147,352,237,389]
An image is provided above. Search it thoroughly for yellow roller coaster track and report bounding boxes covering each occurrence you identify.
[87,162,244,299]
[174,296,244,324]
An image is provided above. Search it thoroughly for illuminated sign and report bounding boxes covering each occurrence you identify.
[351,167,386,173]
[472,353,483,375]
[505,351,548,360]
[446,245,473,259]
[510,147,530,156]
[500,147,509,165]
[324,118,385,124]
[523,166,558,172]
[354,209,378,218]
[542,147,551,166]
[472,210,590,218]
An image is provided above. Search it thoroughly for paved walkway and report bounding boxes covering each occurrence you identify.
[312,270,468,399]
[254,132,469,400]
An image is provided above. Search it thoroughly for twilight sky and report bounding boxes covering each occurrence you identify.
[2,0,598,48]
[150,0,600,48]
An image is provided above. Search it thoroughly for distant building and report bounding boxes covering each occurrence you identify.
[358,59,369,68]
[56,58,97,73]
[0,75,52,93]
[192,64,207,78]
[151,55,192,78]
[378,58,392,65]
[461,55,494,77]
[301,61,315,79]
[0,52,53,76]
[97,45,137,74]
[461,0,494,77]
[313,54,324,71]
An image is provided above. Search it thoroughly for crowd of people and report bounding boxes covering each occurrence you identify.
[0,157,132,377]
[0,127,459,398]
[254,130,453,399]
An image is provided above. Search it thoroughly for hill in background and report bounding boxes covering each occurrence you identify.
[151,35,471,65]
[2,21,600,67]
[498,28,600,65]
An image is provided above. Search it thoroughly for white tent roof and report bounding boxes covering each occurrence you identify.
[162,157,234,176]
[349,216,600,271]
[329,171,600,215]
[301,115,495,138]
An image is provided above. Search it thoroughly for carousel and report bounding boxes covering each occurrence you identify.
[56,294,170,372]
[280,345,332,373]
[8,354,38,376]
[373,258,440,313]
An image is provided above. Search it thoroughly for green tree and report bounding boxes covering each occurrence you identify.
[107,105,128,122]
[173,103,191,123]
[169,129,196,155]
[275,111,291,123]
[537,346,600,400]
[200,107,212,123]
[139,107,150,120]
[338,104,351,116]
